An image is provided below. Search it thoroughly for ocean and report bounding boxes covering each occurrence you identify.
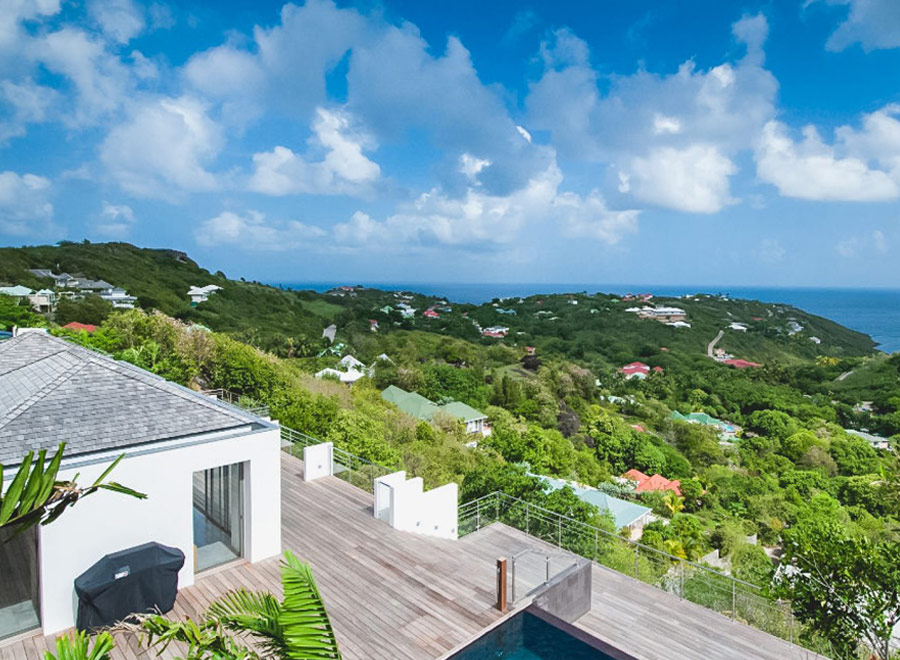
[274,282,900,354]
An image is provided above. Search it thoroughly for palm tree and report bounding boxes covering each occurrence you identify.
[1,443,145,537]
[662,491,685,516]
[132,551,341,660]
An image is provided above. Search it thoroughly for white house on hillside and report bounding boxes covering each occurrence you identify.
[188,285,223,305]
[0,333,281,639]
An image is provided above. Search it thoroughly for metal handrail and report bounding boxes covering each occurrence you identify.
[459,491,764,590]
[458,490,808,650]
[510,548,578,604]
[201,388,270,417]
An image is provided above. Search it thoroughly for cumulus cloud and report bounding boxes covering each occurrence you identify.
[249,107,380,196]
[755,120,899,201]
[628,145,736,213]
[29,27,133,127]
[88,0,145,44]
[95,201,135,237]
[100,96,223,199]
[0,79,59,143]
[196,210,325,251]
[0,171,53,235]
[820,0,900,51]
[334,159,639,248]
[526,14,776,212]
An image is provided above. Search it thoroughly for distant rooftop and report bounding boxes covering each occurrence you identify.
[0,333,269,467]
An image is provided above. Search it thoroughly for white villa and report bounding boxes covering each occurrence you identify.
[0,333,281,639]
[188,285,223,305]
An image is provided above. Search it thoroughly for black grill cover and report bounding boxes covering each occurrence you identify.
[74,541,185,631]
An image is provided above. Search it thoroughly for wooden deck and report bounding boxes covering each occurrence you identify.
[5,453,826,659]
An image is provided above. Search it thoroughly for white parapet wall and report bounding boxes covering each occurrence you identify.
[374,471,458,540]
[303,442,334,481]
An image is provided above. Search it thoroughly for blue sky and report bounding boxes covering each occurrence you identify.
[2,0,900,287]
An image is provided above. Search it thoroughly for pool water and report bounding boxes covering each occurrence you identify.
[449,611,616,659]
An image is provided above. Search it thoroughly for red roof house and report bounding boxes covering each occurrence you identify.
[619,362,650,379]
[622,469,682,496]
[423,309,440,319]
[723,359,762,369]
[62,322,97,333]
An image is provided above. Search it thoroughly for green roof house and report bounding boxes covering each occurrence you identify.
[381,386,489,435]
[535,475,652,530]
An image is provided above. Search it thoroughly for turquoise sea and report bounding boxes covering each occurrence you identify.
[275,282,900,354]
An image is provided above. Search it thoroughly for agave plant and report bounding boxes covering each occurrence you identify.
[0,443,146,537]
[134,551,341,660]
[44,631,115,660]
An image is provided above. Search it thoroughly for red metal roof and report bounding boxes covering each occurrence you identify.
[62,322,97,333]
[723,358,762,369]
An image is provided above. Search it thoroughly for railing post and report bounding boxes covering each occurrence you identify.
[477,500,481,531]
[545,554,550,582]
[495,496,499,523]
[594,528,598,561]
[789,608,793,646]
[680,560,685,599]
[557,517,561,548]
[633,545,639,578]
[525,504,529,536]
[731,580,736,621]
[511,557,516,605]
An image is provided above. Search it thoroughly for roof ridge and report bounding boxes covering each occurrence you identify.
[5,333,256,426]
[77,348,255,425]
[0,336,69,376]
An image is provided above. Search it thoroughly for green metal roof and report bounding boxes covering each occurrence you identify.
[439,400,487,422]
[381,386,486,423]
[535,475,651,529]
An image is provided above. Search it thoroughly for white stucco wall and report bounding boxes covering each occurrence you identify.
[35,426,281,634]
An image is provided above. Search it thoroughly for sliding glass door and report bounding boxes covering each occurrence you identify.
[192,462,244,572]
[0,526,40,640]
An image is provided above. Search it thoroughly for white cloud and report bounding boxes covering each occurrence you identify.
[0,79,59,143]
[652,114,682,135]
[249,107,380,196]
[29,27,132,127]
[88,0,145,44]
[196,210,325,251]
[516,126,533,143]
[0,171,53,236]
[629,145,737,213]
[459,153,491,183]
[334,159,639,248]
[820,0,900,51]
[95,201,135,237]
[755,120,899,201]
[100,96,223,199]
[525,15,776,212]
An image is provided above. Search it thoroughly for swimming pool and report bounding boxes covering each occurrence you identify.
[448,610,619,659]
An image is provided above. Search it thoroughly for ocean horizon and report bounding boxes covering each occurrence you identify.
[272,282,900,355]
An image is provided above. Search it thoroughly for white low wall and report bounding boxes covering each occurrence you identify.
[36,426,282,634]
[374,471,458,540]
[303,442,334,481]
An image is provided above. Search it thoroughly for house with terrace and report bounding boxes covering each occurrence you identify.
[0,332,281,640]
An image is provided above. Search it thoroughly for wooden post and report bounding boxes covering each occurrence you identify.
[496,557,508,612]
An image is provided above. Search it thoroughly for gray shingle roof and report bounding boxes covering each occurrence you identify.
[0,333,266,466]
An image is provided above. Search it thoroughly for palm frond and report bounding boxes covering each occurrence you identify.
[44,631,114,660]
[207,589,286,656]
[279,552,341,660]
[0,445,145,539]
